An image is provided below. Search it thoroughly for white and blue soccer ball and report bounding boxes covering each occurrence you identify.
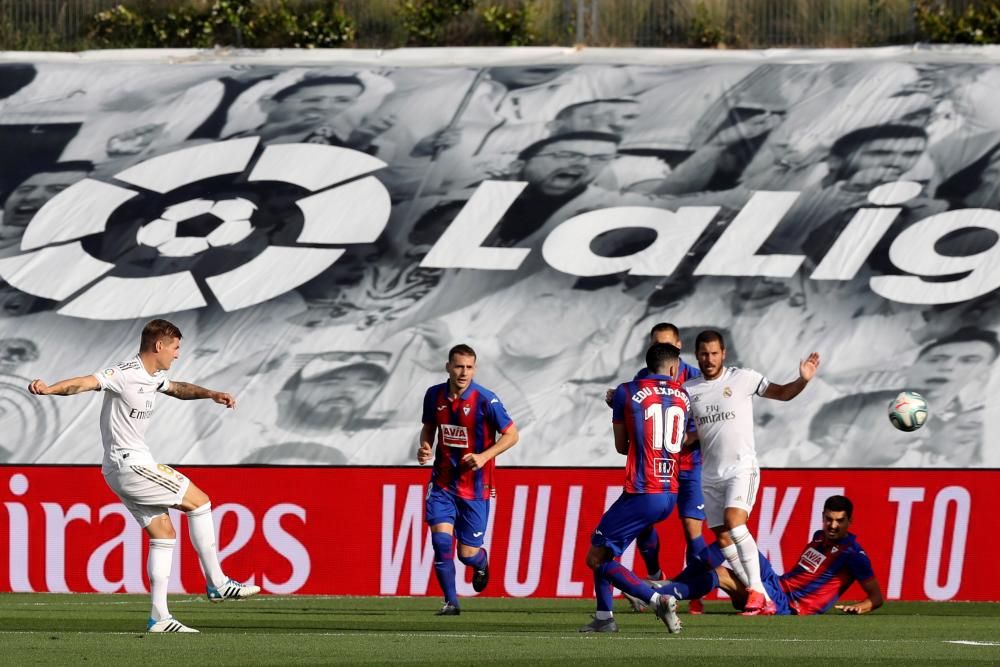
[888,391,929,432]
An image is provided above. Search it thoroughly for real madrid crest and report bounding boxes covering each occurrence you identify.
[723,386,732,398]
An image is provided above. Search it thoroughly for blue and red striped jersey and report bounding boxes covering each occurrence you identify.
[611,374,691,494]
[780,531,875,615]
[634,358,702,471]
[422,381,514,501]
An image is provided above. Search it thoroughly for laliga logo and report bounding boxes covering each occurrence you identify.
[0,138,390,320]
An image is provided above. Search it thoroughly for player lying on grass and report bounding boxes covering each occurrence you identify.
[627,494,883,615]
[28,319,259,633]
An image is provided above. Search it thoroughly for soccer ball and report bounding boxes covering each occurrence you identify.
[136,197,256,258]
[888,391,928,432]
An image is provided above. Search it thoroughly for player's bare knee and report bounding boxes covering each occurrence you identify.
[457,544,480,560]
[180,484,210,511]
[585,547,609,570]
[145,514,176,540]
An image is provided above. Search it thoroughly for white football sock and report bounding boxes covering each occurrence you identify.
[148,538,175,622]
[186,503,226,588]
[730,524,769,598]
[721,543,750,587]
[595,610,614,620]
[648,592,662,606]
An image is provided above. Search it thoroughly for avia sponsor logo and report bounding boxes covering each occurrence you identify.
[440,424,469,448]
[797,547,826,573]
[2,471,310,594]
[0,140,390,320]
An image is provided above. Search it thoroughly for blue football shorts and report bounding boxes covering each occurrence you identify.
[592,491,677,557]
[425,484,490,547]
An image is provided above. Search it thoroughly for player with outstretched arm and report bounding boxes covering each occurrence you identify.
[417,344,519,616]
[27,319,259,633]
[683,329,819,615]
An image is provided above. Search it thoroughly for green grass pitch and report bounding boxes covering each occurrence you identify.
[2,594,999,665]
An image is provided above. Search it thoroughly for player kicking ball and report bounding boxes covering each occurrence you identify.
[581,343,690,634]
[28,319,259,633]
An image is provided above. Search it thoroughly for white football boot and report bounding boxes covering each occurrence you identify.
[147,616,199,633]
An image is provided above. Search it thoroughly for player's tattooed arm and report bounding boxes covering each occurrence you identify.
[28,375,100,396]
[164,381,236,408]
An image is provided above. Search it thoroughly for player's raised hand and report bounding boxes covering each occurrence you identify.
[799,352,820,381]
[212,392,237,409]
[417,441,434,465]
[27,379,50,395]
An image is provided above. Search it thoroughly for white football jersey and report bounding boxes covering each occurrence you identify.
[683,367,769,482]
[93,356,170,473]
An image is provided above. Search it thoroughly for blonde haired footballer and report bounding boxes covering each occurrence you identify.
[28,319,259,633]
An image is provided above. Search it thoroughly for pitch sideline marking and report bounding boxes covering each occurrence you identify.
[943,640,1000,647]
[0,629,997,645]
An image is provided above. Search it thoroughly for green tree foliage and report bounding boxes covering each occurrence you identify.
[480,3,535,45]
[86,0,357,49]
[915,0,1000,44]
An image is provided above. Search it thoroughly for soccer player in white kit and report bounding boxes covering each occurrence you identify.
[28,319,259,632]
[683,330,819,615]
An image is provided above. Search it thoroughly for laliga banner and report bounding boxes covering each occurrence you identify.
[1,49,1000,468]
[1,466,996,601]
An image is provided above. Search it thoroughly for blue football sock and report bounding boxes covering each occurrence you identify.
[636,526,662,578]
[593,569,615,613]
[458,548,487,569]
[686,535,708,568]
[667,569,719,600]
[596,561,656,605]
[695,542,727,570]
[431,532,458,606]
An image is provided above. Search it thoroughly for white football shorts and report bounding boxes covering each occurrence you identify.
[702,467,761,529]
[104,462,190,527]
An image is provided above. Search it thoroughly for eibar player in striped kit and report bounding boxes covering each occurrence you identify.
[28,319,259,633]
[417,343,519,616]
[607,322,709,614]
[580,342,691,634]
[683,330,820,616]
[655,495,883,616]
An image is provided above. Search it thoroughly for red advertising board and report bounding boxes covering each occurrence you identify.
[1,466,995,601]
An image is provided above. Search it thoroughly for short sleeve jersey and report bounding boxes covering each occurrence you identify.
[780,531,876,615]
[423,381,514,501]
[612,374,691,494]
[635,358,702,471]
[683,367,769,483]
[684,366,769,483]
[93,356,171,473]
